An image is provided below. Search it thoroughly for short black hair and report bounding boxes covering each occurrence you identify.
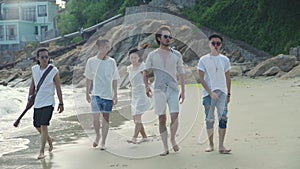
[36,48,50,65]
[128,43,151,63]
[208,34,223,42]
[36,48,49,57]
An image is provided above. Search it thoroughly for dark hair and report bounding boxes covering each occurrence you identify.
[96,39,109,47]
[155,25,171,45]
[129,43,151,62]
[36,48,49,57]
[208,34,223,42]
[36,48,50,65]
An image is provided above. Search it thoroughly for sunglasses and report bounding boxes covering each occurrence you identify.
[162,35,173,39]
[40,56,49,60]
[211,41,222,46]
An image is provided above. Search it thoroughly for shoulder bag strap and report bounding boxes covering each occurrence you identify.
[35,65,54,94]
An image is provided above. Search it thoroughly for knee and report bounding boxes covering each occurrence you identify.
[206,121,214,129]
[219,117,228,129]
[159,115,167,125]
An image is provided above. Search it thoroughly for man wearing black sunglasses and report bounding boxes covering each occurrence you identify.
[143,25,185,156]
[29,48,64,159]
[197,34,231,154]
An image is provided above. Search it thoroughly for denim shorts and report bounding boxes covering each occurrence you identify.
[91,96,113,113]
[203,90,228,129]
[153,87,179,115]
[33,105,54,128]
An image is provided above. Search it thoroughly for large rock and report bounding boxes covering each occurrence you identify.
[281,65,300,79]
[230,66,243,76]
[263,66,281,76]
[247,54,297,78]
[0,70,21,86]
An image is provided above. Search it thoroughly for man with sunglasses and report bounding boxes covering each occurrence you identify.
[84,39,120,150]
[144,25,185,156]
[197,34,231,154]
[29,48,64,159]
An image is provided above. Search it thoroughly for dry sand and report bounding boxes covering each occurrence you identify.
[19,77,300,169]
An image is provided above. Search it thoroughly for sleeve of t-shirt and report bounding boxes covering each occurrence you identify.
[83,59,93,80]
[224,57,231,72]
[197,58,206,72]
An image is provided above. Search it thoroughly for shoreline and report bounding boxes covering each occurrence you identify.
[1,77,300,169]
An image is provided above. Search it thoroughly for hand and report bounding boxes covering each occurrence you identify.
[113,95,118,105]
[86,93,91,103]
[227,95,231,103]
[57,104,64,113]
[146,87,152,98]
[179,91,185,104]
[210,91,219,100]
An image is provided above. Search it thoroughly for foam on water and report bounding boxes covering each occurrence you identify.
[0,85,78,157]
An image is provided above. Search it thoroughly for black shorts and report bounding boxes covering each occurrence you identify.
[33,105,54,128]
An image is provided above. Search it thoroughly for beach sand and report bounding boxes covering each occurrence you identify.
[2,77,300,169]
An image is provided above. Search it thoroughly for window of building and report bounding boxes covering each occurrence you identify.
[35,26,38,35]
[6,25,17,41]
[21,6,36,22]
[3,7,19,20]
[38,5,47,17]
[0,26,4,41]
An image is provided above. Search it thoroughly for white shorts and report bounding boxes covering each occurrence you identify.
[153,87,179,115]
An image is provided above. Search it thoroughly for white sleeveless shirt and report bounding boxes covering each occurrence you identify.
[31,64,58,108]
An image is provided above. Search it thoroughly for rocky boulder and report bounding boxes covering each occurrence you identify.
[247,54,298,78]
[280,65,300,79]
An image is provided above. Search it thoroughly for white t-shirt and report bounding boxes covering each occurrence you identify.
[32,64,58,108]
[197,54,231,97]
[84,56,120,100]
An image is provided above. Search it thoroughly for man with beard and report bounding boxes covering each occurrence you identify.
[143,25,185,156]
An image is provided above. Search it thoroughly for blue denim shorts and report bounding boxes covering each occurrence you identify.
[91,96,113,113]
[202,90,228,129]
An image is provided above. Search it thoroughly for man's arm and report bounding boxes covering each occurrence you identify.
[112,79,118,105]
[86,79,92,103]
[225,71,231,103]
[178,73,185,103]
[143,70,152,97]
[28,78,35,100]
[54,73,64,113]
[198,70,218,100]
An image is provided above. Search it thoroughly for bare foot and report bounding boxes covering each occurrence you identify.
[100,144,106,151]
[137,138,149,144]
[37,153,45,160]
[219,147,231,154]
[171,140,179,152]
[127,138,137,144]
[172,145,180,152]
[48,138,54,152]
[93,135,101,147]
[205,144,214,152]
[160,151,169,156]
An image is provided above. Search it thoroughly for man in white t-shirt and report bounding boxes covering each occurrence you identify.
[84,39,120,150]
[197,34,231,154]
